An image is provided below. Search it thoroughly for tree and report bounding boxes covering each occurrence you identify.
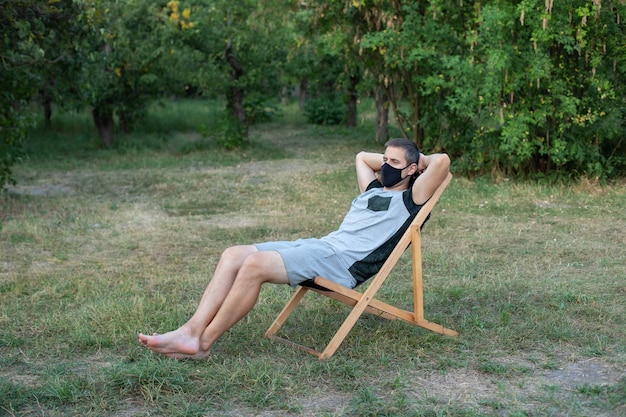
[295,1,370,129]
[358,0,626,178]
[71,0,187,147]
[456,0,626,177]
[168,0,294,142]
[0,0,77,187]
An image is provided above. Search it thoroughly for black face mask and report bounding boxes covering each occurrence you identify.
[380,163,411,187]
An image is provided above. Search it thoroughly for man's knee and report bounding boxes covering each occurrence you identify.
[239,251,270,274]
[220,244,257,264]
[239,251,288,285]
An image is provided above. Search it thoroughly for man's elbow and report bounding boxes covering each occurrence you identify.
[434,153,451,171]
[355,151,367,163]
[441,153,451,170]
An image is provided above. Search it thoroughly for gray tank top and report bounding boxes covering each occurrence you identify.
[320,180,425,285]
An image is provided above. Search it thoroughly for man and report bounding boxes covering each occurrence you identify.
[138,138,450,359]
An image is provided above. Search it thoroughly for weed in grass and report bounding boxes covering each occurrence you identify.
[346,386,386,416]
[0,381,35,414]
[577,378,626,415]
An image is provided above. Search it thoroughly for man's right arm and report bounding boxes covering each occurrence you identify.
[355,151,383,193]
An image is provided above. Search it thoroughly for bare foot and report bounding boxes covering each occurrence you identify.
[138,327,200,356]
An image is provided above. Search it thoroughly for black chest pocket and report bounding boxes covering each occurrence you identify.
[367,195,391,212]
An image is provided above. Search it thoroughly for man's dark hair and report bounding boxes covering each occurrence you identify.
[385,138,420,165]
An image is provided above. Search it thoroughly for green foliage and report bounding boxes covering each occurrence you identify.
[215,114,247,150]
[0,0,59,188]
[173,0,294,130]
[354,0,626,179]
[460,0,626,178]
[0,106,28,188]
[304,97,345,125]
[73,0,187,142]
[2,0,626,180]
[243,94,282,124]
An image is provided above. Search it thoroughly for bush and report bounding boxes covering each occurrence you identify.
[243,94,282,124]
[216,115,247,150]
[303,97,344,125]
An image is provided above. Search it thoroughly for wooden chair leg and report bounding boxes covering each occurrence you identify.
[265,285,308,338]
[411,225,424,321]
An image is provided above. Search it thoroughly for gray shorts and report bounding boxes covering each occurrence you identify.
[255,238,357,289]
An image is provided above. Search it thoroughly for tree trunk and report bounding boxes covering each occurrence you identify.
[345,72,359,128]
[299,78,307,111]
[118,108,136,134]
[119,114,131,134]
[226,86,246,133]
[92,42,115,147]
[41,89,52,128]
[225,39,247,136]
[93,106,115,148]
[374,85,389,143]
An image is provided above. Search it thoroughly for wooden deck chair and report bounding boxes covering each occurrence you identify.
[265,172,458,360]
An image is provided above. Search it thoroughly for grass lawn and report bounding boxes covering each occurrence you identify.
[1,100,625,416]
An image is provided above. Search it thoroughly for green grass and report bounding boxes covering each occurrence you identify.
[1,100,625,416]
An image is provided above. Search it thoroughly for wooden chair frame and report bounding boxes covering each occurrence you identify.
[265,172,458,360]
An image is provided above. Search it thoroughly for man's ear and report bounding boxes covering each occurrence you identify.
[408,163,419,176]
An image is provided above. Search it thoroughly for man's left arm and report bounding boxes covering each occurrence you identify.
[411,153,450,205]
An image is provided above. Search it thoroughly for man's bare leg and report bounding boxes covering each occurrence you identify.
[194,250,288,355]
[141,250,289,359]
[138,244,260,355]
